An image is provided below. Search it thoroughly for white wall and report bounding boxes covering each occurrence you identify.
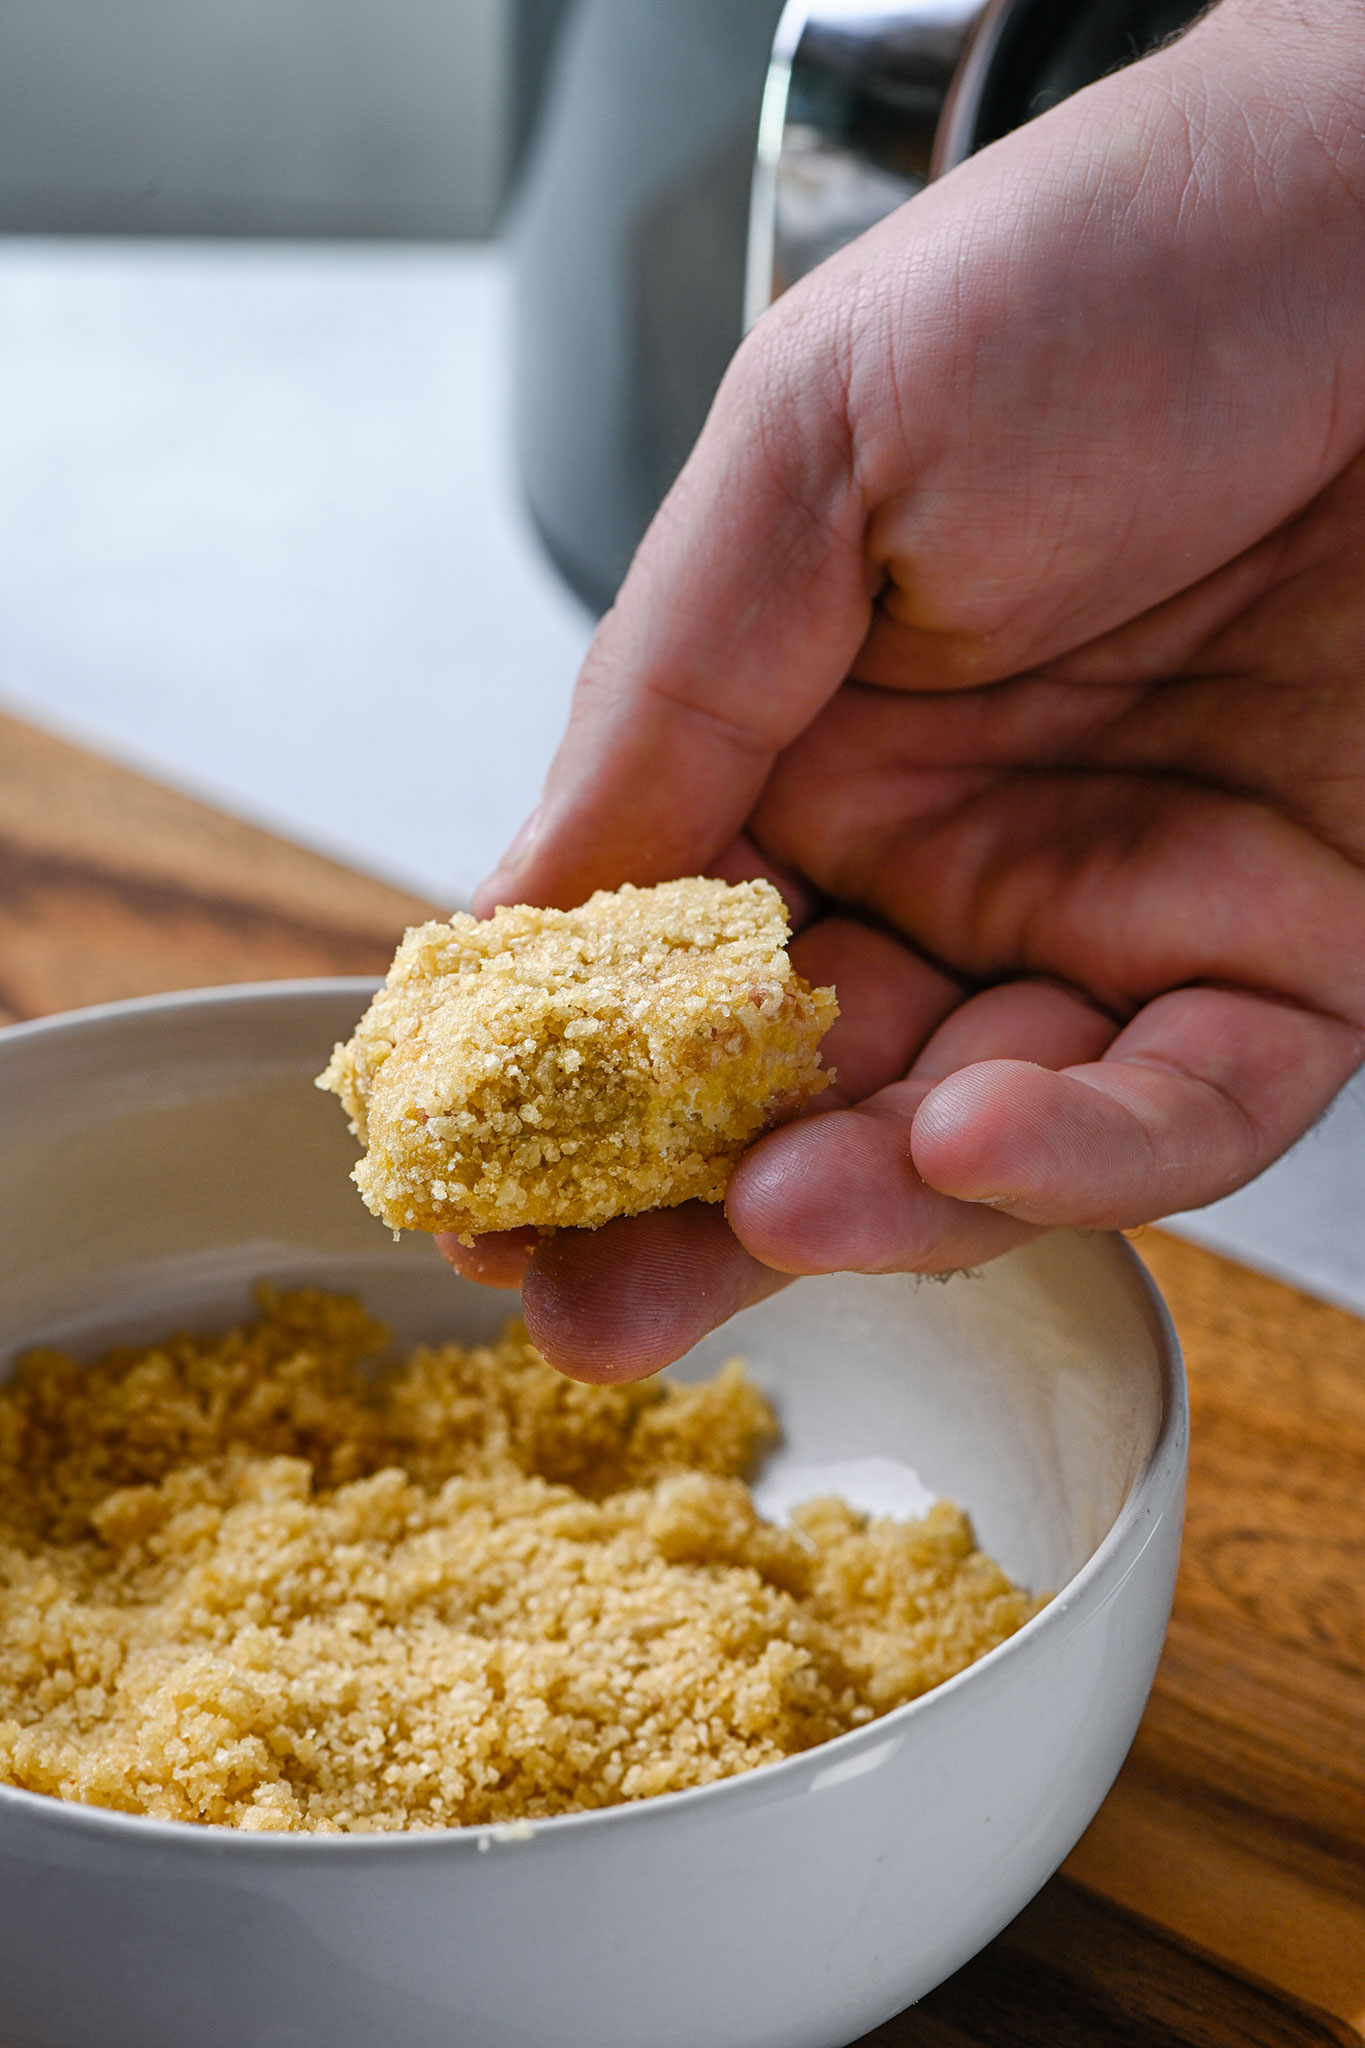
[0,0,510,237]
[0,236,592,906]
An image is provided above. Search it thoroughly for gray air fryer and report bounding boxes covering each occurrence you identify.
[514,0,1203,615]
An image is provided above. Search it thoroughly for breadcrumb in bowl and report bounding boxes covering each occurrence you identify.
[316,877,838,1238]
[0,1292,1040,1834]
[0,979,1188,2046]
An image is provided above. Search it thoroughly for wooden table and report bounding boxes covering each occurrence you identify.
[3,706,1363,2047]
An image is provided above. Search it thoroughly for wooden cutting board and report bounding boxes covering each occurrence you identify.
[3,706,1363,2047]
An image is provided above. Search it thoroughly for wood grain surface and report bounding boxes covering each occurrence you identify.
[870,1877,1361,2046]
[2,704,1363,2047]
[0,709,437,1022]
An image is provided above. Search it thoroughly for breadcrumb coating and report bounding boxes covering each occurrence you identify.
[317,877,838,1237]
[0,1293,1040,1833]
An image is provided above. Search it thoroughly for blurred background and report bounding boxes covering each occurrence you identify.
[0,0,595,913]
[1,0,1360,1309]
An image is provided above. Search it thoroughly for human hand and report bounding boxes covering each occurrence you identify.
[447,0,1365,1380]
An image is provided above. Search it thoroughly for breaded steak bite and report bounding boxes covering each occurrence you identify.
[318,877,838,1239]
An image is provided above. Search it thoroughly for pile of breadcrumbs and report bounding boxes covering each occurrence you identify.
[0,1291,1040,1834]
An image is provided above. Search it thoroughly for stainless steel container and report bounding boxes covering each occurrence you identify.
[515,0,1202,612]
[748,0,1201,317]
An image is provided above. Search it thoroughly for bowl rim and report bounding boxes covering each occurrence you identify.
[0,979,1188,1861]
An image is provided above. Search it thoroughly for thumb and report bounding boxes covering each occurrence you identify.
[477,323,875,912]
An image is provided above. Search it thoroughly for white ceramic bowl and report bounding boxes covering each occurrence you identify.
[0,983,1185,2048]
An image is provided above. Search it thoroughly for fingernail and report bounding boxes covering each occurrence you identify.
[474,805,540,915]
[501,804,541,869]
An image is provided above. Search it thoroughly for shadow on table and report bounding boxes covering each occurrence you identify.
[859,1876,1361,2047]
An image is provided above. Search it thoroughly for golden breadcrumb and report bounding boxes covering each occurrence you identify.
[317,877,838,1238]
[0,1293,1040,1833]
